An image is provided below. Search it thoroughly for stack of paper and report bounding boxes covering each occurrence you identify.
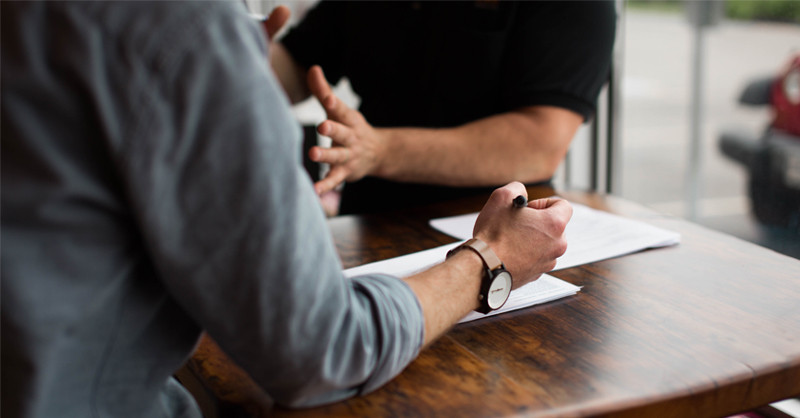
[344,202,680,323]
[429,203,681,271]
[344,244,581,323]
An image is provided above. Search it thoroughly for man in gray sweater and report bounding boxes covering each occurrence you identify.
[0,2,571,417]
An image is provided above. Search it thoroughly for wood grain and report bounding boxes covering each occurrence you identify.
[184,187,800,417]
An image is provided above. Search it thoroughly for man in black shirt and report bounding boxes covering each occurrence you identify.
[271,1,616,214]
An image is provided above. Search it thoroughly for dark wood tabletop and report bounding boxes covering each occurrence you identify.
[181,186,800,418]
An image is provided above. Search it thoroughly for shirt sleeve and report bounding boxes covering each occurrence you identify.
[114,3,424,407]
[501,1,617,121]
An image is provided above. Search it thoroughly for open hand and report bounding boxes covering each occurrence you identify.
[306,65,386,195]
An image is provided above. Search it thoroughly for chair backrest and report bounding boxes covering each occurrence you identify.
[558,0,624,194]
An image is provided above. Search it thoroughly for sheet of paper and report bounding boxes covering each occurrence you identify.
[344,243,581,323]
[429,202,681,271]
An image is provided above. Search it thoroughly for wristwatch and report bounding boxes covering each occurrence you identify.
[447,238,513,314]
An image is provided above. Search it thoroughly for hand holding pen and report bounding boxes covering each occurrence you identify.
[472,182,572,288]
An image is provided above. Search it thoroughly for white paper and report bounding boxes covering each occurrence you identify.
[343,202,676,324]
[428,202,681,271]
[344,242,581,323]
[457,274,580,323]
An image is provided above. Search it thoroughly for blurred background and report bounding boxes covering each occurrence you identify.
[615,0,800,260]
[252,0,800,260]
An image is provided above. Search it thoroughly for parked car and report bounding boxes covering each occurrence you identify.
[719,55,800,231]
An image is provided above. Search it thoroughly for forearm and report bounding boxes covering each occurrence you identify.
[404,250,483,346]
[270,42,310,104]
[375,106,581,186]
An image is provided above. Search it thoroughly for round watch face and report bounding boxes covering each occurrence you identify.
[487,271,512,309]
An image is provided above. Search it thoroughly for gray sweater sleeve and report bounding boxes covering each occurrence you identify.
[110,3,424,407]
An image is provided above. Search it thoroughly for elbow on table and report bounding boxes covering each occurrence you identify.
[253,275,423,409]
[269,382,359,409]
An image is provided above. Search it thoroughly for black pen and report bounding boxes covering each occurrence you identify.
[513,195,528,208]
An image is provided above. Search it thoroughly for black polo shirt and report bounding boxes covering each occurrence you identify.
[282,0,616,213]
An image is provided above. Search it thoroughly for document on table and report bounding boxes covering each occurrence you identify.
[429,202,681,271]
[344,202,678,323]
[344,244,581,323]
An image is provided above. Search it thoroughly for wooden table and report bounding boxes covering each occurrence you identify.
[182,186,800,417]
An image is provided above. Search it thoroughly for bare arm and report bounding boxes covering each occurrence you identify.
[373,106,581,186]
[404,250,483,346]
[270,42,310,104]
[258,8,310,104]
[306,66,583,195]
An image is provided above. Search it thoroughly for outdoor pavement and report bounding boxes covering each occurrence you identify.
[619,8,800,259]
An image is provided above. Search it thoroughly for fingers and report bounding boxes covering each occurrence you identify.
[503,181,527,199]
[535,200,571,259]
[310,119,356,164]
[527,196,565,210]
[490,183,571,224]
[540,198,573,225]
[314,167,348,195]
[263,6,290,39]
[318,189,341,217]
[529,198,573,234]
[487,181,526,208]
[307,66,334,107]
[317,120,355,147]
[309,145,352,165]
[307,66,358,124]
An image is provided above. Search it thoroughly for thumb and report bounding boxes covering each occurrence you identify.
[264,5,290,40]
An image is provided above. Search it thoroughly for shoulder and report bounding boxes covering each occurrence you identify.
[510,0,616,55]
[514,0,616,30]
[82,1,262,74]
